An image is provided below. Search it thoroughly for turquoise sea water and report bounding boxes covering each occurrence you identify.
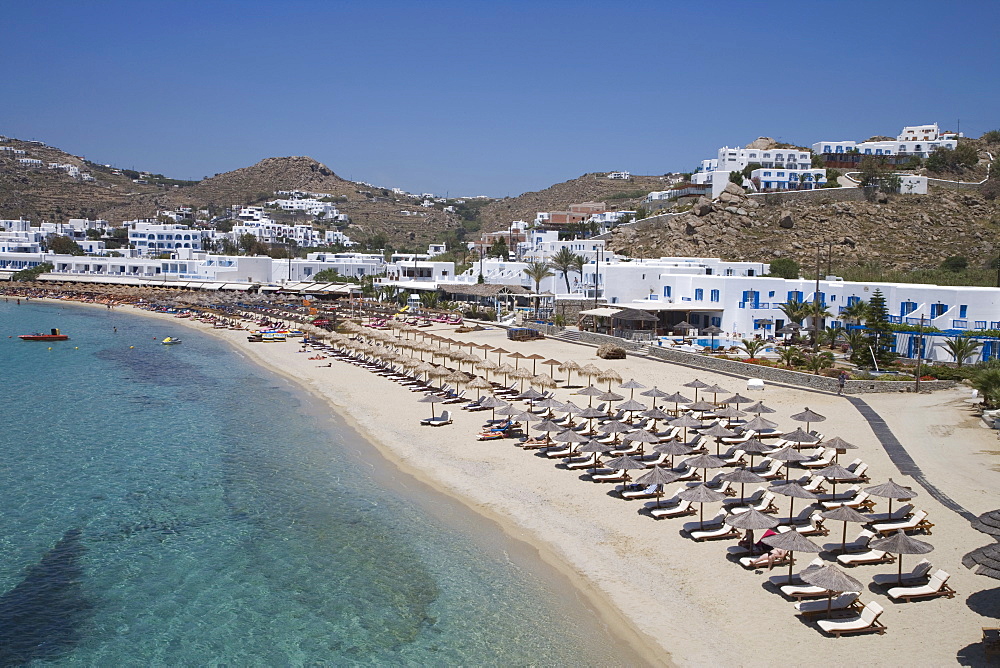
[0,301,643,666]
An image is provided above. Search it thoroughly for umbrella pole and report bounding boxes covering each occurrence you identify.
[898,554,904,584]
[841,521,848,552]
[787,551,795,584]
[789,497,795,524]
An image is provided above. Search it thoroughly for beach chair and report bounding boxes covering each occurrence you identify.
[822,491,874,512]
[886,569,955,602]
[591,469,629,484]
[723,486,767,509]
[423,410,453,427]
[762,557,824,587]
[873,509,933,536]
[730,491,778,515]
[837,549,894,567]
[866,504,914,524]
[824,529,875,554]
[801,448,836,469]
[650,500,696,520]
[794,510,829,536]
[758,460,786,481]
[620,483,661,500]
[795,592,862,618]
[872,559,934,587]
[689,519,740,542]
[817,601,887,637]
[817,484,862,503]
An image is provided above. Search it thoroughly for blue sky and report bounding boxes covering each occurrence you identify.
[3,0,998,196]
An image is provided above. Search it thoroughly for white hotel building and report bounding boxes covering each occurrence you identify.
[812,123,959,159]
[692,146,821,197]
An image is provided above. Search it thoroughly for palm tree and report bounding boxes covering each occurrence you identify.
[740,338,768,359]
[944,335,983,368]
[777,346,803,368]
[972,368,1000,408]
[844,330,870,365]
[819,326,842,350]
[802,351,835,374]
[549,247,582,294]
[522,261,554,318]
[841,299,870,326]
[571,254,586,290]
[778,298,810,326]
[419,291,439,310]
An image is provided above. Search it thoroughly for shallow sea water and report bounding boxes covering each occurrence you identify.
[0,301,644,666]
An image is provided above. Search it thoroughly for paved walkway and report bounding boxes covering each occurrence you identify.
[844,396,976,522]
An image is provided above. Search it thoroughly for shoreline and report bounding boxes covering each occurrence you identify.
[31,297,668,666]
[18,294,1000,666]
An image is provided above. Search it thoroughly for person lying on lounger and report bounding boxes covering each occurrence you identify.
[748,546,789,570]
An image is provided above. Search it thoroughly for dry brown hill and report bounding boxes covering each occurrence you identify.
[476,172,675,230]
[606,185,1000,274]
[0,139,467,249]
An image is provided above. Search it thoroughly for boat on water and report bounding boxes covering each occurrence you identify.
[161,337,182,345]
[19,328,69,341]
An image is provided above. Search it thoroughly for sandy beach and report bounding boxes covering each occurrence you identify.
[33,296,1000,666]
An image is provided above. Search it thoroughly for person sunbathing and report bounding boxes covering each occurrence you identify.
[748,547,789,570]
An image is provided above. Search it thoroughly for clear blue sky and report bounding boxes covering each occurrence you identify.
[3,0,997,197]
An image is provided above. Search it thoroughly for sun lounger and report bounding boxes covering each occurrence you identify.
[780,583,833,600]
[689,521,739,542]
[873,509,933,535]
[837,549,894,567]
[591,469,629,483]
[564,454,601,470]
[795,592,862,617]
[681,510,740,541]
[823,529,875,554]
[650,500,695,520]
[801,448,836,469]
[886,569,955,602]
[729,491,778,515]
[620,483,661,500]
[822,491,874,512]
[866,504,914,524]
[816,601,886,637]
[425,410,453,426]
[763,557,824,586]
[872,559,933,587]
[794,511,829,536]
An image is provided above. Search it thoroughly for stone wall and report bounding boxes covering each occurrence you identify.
[645,345,955,394]
[746,188,866,206]
[566,330,956,394]
[554,297,605,324]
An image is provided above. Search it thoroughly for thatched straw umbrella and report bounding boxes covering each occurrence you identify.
[558,359,581,387]
[597,367,623,391]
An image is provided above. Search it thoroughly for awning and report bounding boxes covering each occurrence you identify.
[579,307,623,317]
[258,285,282,292]
[625,302,705,312]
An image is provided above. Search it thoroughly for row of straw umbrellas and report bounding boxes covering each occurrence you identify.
[319,319,938,622]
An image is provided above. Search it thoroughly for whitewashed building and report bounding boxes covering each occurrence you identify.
[812,123,959,159]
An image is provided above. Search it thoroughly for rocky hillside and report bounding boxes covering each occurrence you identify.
[476,172,675,229]
[606,182,1000,272]
[0,138,466,249]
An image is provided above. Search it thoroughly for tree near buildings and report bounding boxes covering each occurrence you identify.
[45,234,85,256]
[840,299,870,326]
[522,261,554,317]
[777,298,809,325]
[488,236,509,260]
[767,258,799,279]
[944,334,982,368]
[858,155,900,201]
[856,288,897,368]
[550,247,583,293]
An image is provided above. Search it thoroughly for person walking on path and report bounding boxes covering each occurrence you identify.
[837,370,848,395]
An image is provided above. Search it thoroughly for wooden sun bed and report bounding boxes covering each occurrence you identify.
[817,601,886,637]
[887,569,955,602]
